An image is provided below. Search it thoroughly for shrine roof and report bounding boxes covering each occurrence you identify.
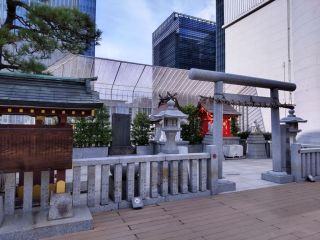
[0,72,102,109]
[199,97,241,116]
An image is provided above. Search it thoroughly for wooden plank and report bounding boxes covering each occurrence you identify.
[0,126,73,172]
[48,183,320,240]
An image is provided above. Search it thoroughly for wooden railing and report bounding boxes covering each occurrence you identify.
[2,145,219,215]
[291,143,320,182]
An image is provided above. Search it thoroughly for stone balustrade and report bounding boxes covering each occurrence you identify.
[291,143,320,182]
[2,145,219,216]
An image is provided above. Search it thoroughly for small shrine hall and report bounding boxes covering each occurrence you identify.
[0,72,102,186]
[154,93,240,138]
[198,96,241,137]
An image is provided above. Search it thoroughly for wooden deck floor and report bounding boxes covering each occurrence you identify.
[45,182,320,240]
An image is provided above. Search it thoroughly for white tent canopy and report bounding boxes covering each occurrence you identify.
[46,54,264,131]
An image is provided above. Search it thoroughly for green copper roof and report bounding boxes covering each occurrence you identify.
[0,71,97,82]
[0,71,102,109]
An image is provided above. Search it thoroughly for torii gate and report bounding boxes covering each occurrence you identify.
[189,69,296,184]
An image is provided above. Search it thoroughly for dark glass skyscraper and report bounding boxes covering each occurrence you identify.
[153,12,216,71]
[216,0,225,72]
[79,0,96,56]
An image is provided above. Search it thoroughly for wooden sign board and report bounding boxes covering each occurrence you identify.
[0,125,73,172]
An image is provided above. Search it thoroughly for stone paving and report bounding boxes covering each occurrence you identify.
[224,158,280,191]
[45,182,320,240]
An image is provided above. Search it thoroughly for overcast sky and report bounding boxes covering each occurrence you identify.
[95,0,216,65]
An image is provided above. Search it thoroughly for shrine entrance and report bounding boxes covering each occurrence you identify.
[189,69,296,184]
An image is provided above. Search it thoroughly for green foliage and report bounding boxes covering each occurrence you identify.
[230,117,239,136]
[131,112,151,146]
[73,106,111,148]
[180,105,203,144]
[237,131,251,139]
[0,0,101,73]
[263,132,272,141]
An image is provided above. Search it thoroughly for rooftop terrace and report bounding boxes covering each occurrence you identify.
[46,182,320,240]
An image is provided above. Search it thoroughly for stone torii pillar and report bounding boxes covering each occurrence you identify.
[271,88,282,172]
[261,88,294,183]
[213,81,224,179]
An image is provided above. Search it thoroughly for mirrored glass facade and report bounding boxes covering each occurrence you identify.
[153,12,216,71]
[216,0,225,72]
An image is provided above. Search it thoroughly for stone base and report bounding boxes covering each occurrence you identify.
[136,145,153,155]
[73,147,108,159]
[261,171,294,184]
[202,135,240,146]
[48,193,73,221]
[217,179,236,193]
[109,146,135,155]
[0,207,93,240]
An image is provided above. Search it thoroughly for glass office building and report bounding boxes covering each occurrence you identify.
[153,12,216,71]
[216,0,225,72]
[78,0,96,56]
[0,0,96,56]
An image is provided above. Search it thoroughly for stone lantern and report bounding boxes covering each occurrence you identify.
[280,108,307,174]
[152,100,188,154]
[280,108,307,145]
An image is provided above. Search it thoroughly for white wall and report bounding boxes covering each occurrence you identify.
[224,0,291,131]
[291,0,320,136]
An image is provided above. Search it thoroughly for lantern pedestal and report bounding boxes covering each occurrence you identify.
[162,129,180,154]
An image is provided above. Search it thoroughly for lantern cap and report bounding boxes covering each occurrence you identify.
[280,109,307,123]
[151,99,188,121]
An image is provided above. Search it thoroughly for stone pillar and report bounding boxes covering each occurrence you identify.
[213,81,224,179]
[0,195,3,226]
[271,89,282,172]
[4,173,16,215]
[205,145,218,195]
[261,89,294,184]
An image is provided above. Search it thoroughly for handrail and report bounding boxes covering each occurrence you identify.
[73,153,210,166]
[300,148,320,153]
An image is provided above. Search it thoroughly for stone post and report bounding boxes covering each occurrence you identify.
[291,143,302,182]
[0,195,3,227]
[261,89,294,183]
[205,145,218,195]
[213,81,224,179]
[271,88,282,172]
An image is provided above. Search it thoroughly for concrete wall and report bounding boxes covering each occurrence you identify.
[224,0,320,140]
[224,0,293,132]
[291,0,320,138]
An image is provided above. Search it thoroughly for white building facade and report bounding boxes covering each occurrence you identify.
[223,0,320,142]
